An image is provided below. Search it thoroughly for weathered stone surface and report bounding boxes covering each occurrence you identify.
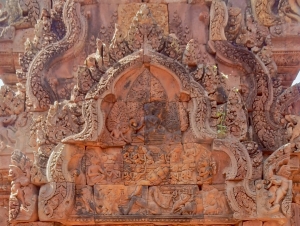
[148,0,187,3]
[118,3,169,37]
[0,0,300,225]
[243,220,263,226]
[168,3,210,45]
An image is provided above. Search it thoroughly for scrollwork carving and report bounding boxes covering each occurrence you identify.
[26,0,87,111]
[209,0,228,41]
[39,182,75,221]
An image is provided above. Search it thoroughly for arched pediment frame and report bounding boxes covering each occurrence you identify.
[63,49,216,145]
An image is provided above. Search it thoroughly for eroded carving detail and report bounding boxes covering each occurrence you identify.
[8,150,38,222]
[2,1,300,225]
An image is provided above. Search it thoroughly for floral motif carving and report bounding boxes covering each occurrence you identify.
[209,0,228,41]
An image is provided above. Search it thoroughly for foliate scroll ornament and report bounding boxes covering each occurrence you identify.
[8,150,38,222]
[62,99,98,143]
[45,101,84,144]
[243,141,263,180]
[47,144,85,183]
[256,42,277,78]
[126,5,164,53]
[71,66,97,103]
[110,4,182,63]
[252,71,283,150]
[212,40,283,151]
[17,39,38,83]
[225,89,248,141]
[169,11,191,46]
[26,0,87,111]
[106,102,131,146]
[117,3,168,40]
[226,181,257,219]
[32,9,59,49]
[29,113,58,186]
[272,77,283,102]
[189,80,216,139]
[109,24,131,63]
[209,0,228,41]
[212,139,252,180]
[251,0,282,27]
[38,182,75,221]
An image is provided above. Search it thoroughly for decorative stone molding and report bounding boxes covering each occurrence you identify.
[0,1,300,225]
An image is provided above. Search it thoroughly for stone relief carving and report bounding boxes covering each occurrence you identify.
[39,182,74,221]
[0,0,40,41]
[169,10,191,46]
[252,0,300,25]
[1,1,300,226]
[256,143,295,219]
[26,0,88,111]
[225,7,242,41]
[8,150,38,222]
[209,0,228,41]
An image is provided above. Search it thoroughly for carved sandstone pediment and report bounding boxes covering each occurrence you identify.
[3,1,300,226]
